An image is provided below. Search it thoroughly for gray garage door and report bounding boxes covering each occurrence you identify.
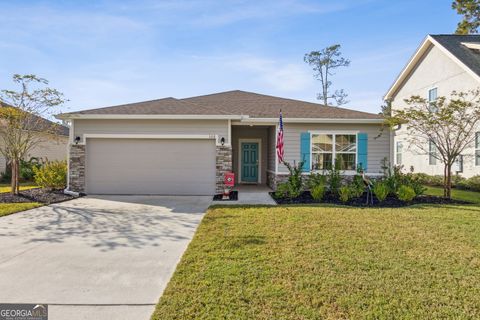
[85,138,216,195]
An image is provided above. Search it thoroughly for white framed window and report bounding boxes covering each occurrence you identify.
[476,132,480,166]
[311,133,357,171]
[428,87,438,112]
[396,141,403,165]
[429,140,437,165]
[454,155,463,173]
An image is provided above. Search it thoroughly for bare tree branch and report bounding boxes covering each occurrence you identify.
[0,74,66,194]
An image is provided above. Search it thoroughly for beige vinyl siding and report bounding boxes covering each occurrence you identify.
[279,123,389,175]
[268,126,276,171]
[232,126,269,184]
[73,119,230,144]
[0,134,68,174]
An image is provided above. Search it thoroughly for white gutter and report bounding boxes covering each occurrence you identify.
[56,113,384,124]
[55,114,244,120]
[240,117,385,124]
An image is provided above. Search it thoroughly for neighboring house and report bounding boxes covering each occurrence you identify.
[56,90,389,196]
[0,105,69,174]
[385,34,480,178]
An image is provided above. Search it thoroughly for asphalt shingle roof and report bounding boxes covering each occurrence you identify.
[182,91,382,119]
[0,101,69,136]
[59,90,382,120]
[431,34,480,77]
[65,97,231,116]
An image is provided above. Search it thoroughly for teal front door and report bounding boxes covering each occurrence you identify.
[241,142,259,182]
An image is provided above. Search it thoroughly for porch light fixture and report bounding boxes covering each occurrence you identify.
[220,137,225,146]
[74,136,81,145]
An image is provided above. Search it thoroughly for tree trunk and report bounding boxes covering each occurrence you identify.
[443,165,447,198]
[16,159,20,194]
[10,158,19,195]
[446,164,452,199]
[443,163,452,199]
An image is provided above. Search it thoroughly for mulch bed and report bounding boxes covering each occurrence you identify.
[213,191,238,201]
[270,191,471,207]
[0,188,79,204]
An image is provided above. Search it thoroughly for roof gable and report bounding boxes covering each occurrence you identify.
[58,90,382,121]
[182,90,382,119]
[384,34,480,100]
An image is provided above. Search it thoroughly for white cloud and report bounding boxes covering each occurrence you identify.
[228,56,313,92]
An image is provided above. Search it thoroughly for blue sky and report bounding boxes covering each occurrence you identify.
[0,0,459,114]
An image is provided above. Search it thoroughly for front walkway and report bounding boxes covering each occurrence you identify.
[213,184,277,205]
[0,195,211,320]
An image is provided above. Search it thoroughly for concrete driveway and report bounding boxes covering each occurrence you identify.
[0,195,211,320]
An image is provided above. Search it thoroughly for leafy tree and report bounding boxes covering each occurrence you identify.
[452,0,480,34]
[0,74,66,194]
[387,90,480,198]
[304,44,350,106]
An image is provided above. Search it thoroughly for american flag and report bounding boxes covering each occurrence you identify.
[276,111,284,163]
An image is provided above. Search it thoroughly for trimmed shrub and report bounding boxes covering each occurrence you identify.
[457,175,480,192]
[307,173,327,190]
[411,173,465,188]
[275,160,305,199]
[327,159,342,196]
[373,181,389,202]
[20,157,42,181]
[311,184,326,201]
[33,160,67,190]
[350,174,365,198]
[397,185,416,202]
[338,186,350,203]
[275,182,291,198]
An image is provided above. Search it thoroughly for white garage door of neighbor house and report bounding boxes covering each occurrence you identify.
[85,138,216,195]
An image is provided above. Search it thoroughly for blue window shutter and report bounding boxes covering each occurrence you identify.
[357,133,368,171]
[300,132,311,172]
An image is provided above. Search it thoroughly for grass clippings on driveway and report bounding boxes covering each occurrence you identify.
[0,202,41,217]
[152,204,480,319]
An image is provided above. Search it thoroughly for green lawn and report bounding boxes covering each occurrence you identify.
[152,205,480,319]
[0,202,42,217]
[0,182,38,193]
[424,186,480,204]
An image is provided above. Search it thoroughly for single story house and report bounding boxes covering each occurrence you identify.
[56,90,389,195]
[0,103,69,174]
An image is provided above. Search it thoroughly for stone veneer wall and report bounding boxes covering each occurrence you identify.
[267,171,383,190]
[216,145,233,194]
[266,171,288,190]
[69,144,85,193]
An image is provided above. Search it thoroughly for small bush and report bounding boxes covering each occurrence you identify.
[307,173,326,190]
[397,185,416,202]
[20,157,42,181]
[33,160,67,190]
[338,186,350,203]
[411,173,444,186]
[410,180,426,196]
[327,159,342,196]
[350,174,365,198]
[457,175,480,192]
[451,174,466,187]
[373,181,389,202]
[275,182,291,198]
[311,184,326,201]
[284,160,304,198]
[383,165,404,196]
